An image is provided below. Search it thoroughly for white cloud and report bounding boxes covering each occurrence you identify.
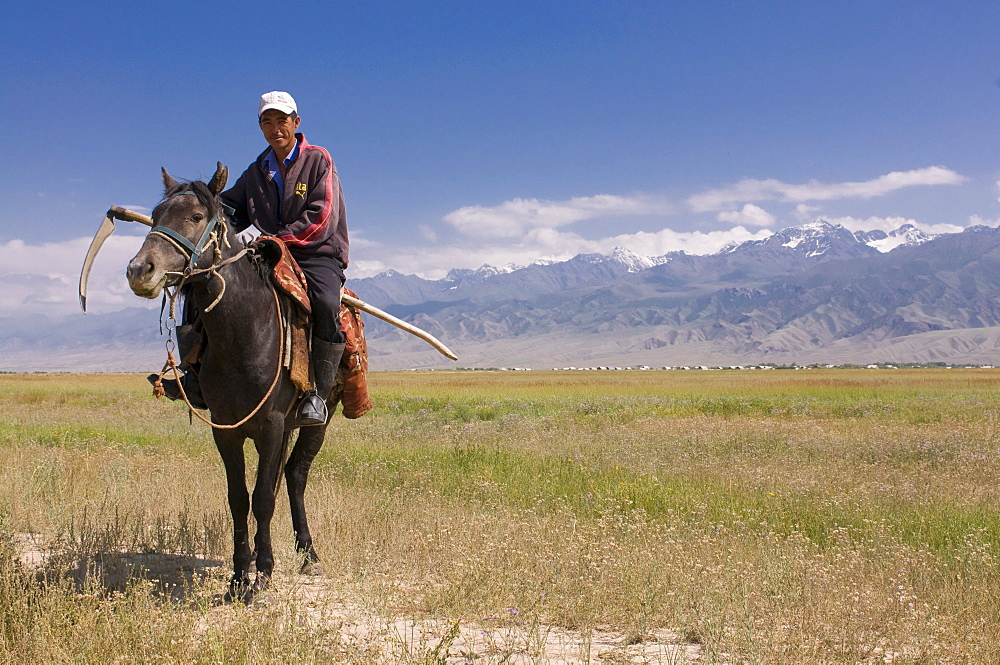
[687,166,965,212]
[343,227,376,249]
[602,226,773,257]
[794,204,821,220]
[347,258,393,276]
[968,215,1000,228]
[418,225,437,242]
[347,225,773,279]
[824,215,964,236]
[717,203,776,227]
[0,235,150,317]
[443,194,672,239]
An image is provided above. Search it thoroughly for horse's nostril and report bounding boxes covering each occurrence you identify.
[127,259,153,281]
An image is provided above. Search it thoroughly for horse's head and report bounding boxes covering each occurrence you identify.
[126,163,230,299]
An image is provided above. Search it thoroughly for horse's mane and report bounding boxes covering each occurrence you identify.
[245,236,287,286]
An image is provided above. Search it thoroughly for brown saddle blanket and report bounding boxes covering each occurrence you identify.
[251,236,372,419]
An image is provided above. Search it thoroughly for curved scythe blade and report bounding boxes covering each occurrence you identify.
[79,212,118,313]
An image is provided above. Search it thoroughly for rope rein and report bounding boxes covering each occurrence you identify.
[149,206,287,429]
[153,283,285,429]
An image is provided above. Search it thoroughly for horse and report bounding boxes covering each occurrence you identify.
[125,163,328,603]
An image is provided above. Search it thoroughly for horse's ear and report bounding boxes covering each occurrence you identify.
[161,167,180,192]
[208,162,229,196]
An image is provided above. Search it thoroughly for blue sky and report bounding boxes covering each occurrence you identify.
[3,1,1000,316]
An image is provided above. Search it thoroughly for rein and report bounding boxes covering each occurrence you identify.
[148,190,288,429]
[154,285,286,430]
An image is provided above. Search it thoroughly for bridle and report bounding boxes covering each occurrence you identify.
[149,189,229,274]
[150,190,245,313]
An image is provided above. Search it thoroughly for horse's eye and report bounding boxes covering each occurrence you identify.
[192,213,205,222]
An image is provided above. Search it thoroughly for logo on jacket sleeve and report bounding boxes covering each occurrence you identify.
[295,182,307,199]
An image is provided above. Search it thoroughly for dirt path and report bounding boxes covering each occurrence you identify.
[15,534,703,664]
[284,574,701,664]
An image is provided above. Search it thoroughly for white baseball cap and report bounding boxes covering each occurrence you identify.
[258,91,297,117]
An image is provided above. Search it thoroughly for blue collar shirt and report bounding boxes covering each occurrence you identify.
[263,139,300,193]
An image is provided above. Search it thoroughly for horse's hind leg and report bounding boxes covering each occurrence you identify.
[285,425,327,575]
[214,431,253,602]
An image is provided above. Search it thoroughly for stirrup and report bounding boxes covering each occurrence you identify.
[292,392,328,427]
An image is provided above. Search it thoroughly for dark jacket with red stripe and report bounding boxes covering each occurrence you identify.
[222,133,349,268]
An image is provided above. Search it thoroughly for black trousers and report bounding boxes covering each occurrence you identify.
[293,253,346,345]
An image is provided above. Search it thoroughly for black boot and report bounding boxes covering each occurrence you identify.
[147,324,207,410]
[293,339,345,427]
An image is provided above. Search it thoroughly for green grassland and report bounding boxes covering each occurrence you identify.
[0,369,997,663]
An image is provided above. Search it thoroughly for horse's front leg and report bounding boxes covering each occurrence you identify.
[214,431,253,602]
[248,419,287,597]
[285,425,328,575]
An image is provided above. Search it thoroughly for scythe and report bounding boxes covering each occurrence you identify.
[79,207,458,360]
[79,206,154,312]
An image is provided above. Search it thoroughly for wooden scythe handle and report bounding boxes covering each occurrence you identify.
[110,206,154,226]
[341,293,458,361]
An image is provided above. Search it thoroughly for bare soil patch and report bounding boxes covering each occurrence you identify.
[15,534,702,664]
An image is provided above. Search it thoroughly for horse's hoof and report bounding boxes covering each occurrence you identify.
[224,579,253,605]
[252,574,271,596]
[300,560,324,576]
[223,587,253,605]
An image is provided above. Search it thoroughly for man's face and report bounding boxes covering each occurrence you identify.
[259,109,301,156]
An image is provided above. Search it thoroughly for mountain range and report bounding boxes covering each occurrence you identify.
[4,220,1000,371]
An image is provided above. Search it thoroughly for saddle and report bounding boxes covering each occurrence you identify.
[250,236,372,419]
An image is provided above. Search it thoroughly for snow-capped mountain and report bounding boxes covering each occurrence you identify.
[344,220,987,316]
[854,224,933,252]
[445,263,522,284]
[433,222,931,297]
[776,220,860,256]
[337,220,1000,369]
[732,220,877,260]
[607,247,673,272]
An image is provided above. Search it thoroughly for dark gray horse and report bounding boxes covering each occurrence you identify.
[126,164,327,603]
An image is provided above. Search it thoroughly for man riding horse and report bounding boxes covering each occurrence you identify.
[156,91,349,427]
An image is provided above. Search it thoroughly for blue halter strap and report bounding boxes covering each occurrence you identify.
[149,190,235,274]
